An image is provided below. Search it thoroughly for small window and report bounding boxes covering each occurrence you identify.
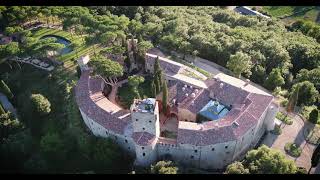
[143,153,145,156]
[142,147,145,150]
[115,136,118,140]
[212,148,215,151]
[149,120,152,123]
[190,155,194,159]
[128,147,130,150]
[136,119,138,121]
[225,146,228,149]
[226,152,230,154]
[185,119,187,122]
[142,128,145,130]
[106,131,108,135]
[194,150,198,153]
[125,139,128,143]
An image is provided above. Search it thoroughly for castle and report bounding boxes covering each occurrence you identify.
[75,53,278,170]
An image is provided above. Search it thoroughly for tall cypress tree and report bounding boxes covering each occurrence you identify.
[151,80,156,98]
[154,76,160,94]
[162,80,168,115]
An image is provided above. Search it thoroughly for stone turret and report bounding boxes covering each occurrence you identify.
[130,98,160,166]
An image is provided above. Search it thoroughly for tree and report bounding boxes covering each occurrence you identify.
[310,144,320,174]
[151,80,156,98]
[227,51,252,78]
[153,56,163,92]
[128,75,144,99]
[296,68,320,91]
[40,132,67,168]
[0,80,14,99]
[89,55,123,95]
[309,109,319,124]
[286,85,299,113]
[0,111,21,141]
[150,160,179,174]
[225,161,249,174]
[291,81,319,106]
[264,68,285,91]
[162,80,168,114]
[91,138,124,173]
[154,75,160,95]
[137,40,153,66]
[242,145,297,174]
[30,94,51,116]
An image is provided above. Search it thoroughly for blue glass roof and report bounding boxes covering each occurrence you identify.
[198,100,230,121]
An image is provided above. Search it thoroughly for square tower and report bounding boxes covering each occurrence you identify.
[130,98,160,137]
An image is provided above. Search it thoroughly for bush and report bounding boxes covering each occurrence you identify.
[271,125,282,135]
[280,99,288,107]
[284,142,302,157]
[309,109,319,124]
[30,94,51,116]
[296,167,307,174]
[276,112,293,125]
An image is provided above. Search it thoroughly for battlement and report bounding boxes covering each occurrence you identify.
[131,98,156,114]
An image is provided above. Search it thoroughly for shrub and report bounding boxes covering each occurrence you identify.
[276,112,293,125]
[272,125,282,135]
[30,94,51,116]
[280,99,288,107]
[296,167,307,174]
[284,142,302,157]
[309,109,319,124]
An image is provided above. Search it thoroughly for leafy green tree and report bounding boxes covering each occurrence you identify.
[296,68,320,91]
[137,40,153,65]
[150,160,179,174]
[30,94,51,116]
[291,81,319,106]
[128,75,144,99]
[0,130,34,171]
[40,132,67,168]
[154,75,160,95]
[227,51,252,78]
[225,161,249,174]
[0,111,21,141]
[264,68,285,91]
[89,55,123,93]
[162,80,168,114]
[0,80,14,99]
[309,109,319,124]
[91,138,127,173]
[153,56,162,93]
[243,145,297,174]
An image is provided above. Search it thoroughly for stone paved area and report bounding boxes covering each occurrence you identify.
[262,113,317,171]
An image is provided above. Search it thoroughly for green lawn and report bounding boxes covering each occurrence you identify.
[32,28,103,74]
[260,6,319,24]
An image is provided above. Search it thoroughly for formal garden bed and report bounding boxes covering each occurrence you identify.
[276,112,293,125]
[284,142,302,157]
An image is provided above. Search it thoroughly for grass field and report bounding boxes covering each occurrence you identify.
[256,6,320,24]
[31,27,104,84]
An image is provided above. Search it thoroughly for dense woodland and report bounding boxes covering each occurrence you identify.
[0,6,319,173]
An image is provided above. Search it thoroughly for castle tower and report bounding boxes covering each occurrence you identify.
[130,98,160,167]
[264,103,279,131]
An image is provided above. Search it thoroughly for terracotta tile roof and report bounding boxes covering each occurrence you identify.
[75,70,130,135]
[172,77,274,146]
[132,132,156,146]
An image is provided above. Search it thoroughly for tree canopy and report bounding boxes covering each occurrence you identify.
[227,51,252,78]
[30,94,51,116]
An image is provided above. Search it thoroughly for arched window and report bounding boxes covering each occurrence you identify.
[143,153,146,156]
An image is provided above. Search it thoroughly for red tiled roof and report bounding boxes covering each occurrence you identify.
[132,132,156,146]
[75,70,130,135]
